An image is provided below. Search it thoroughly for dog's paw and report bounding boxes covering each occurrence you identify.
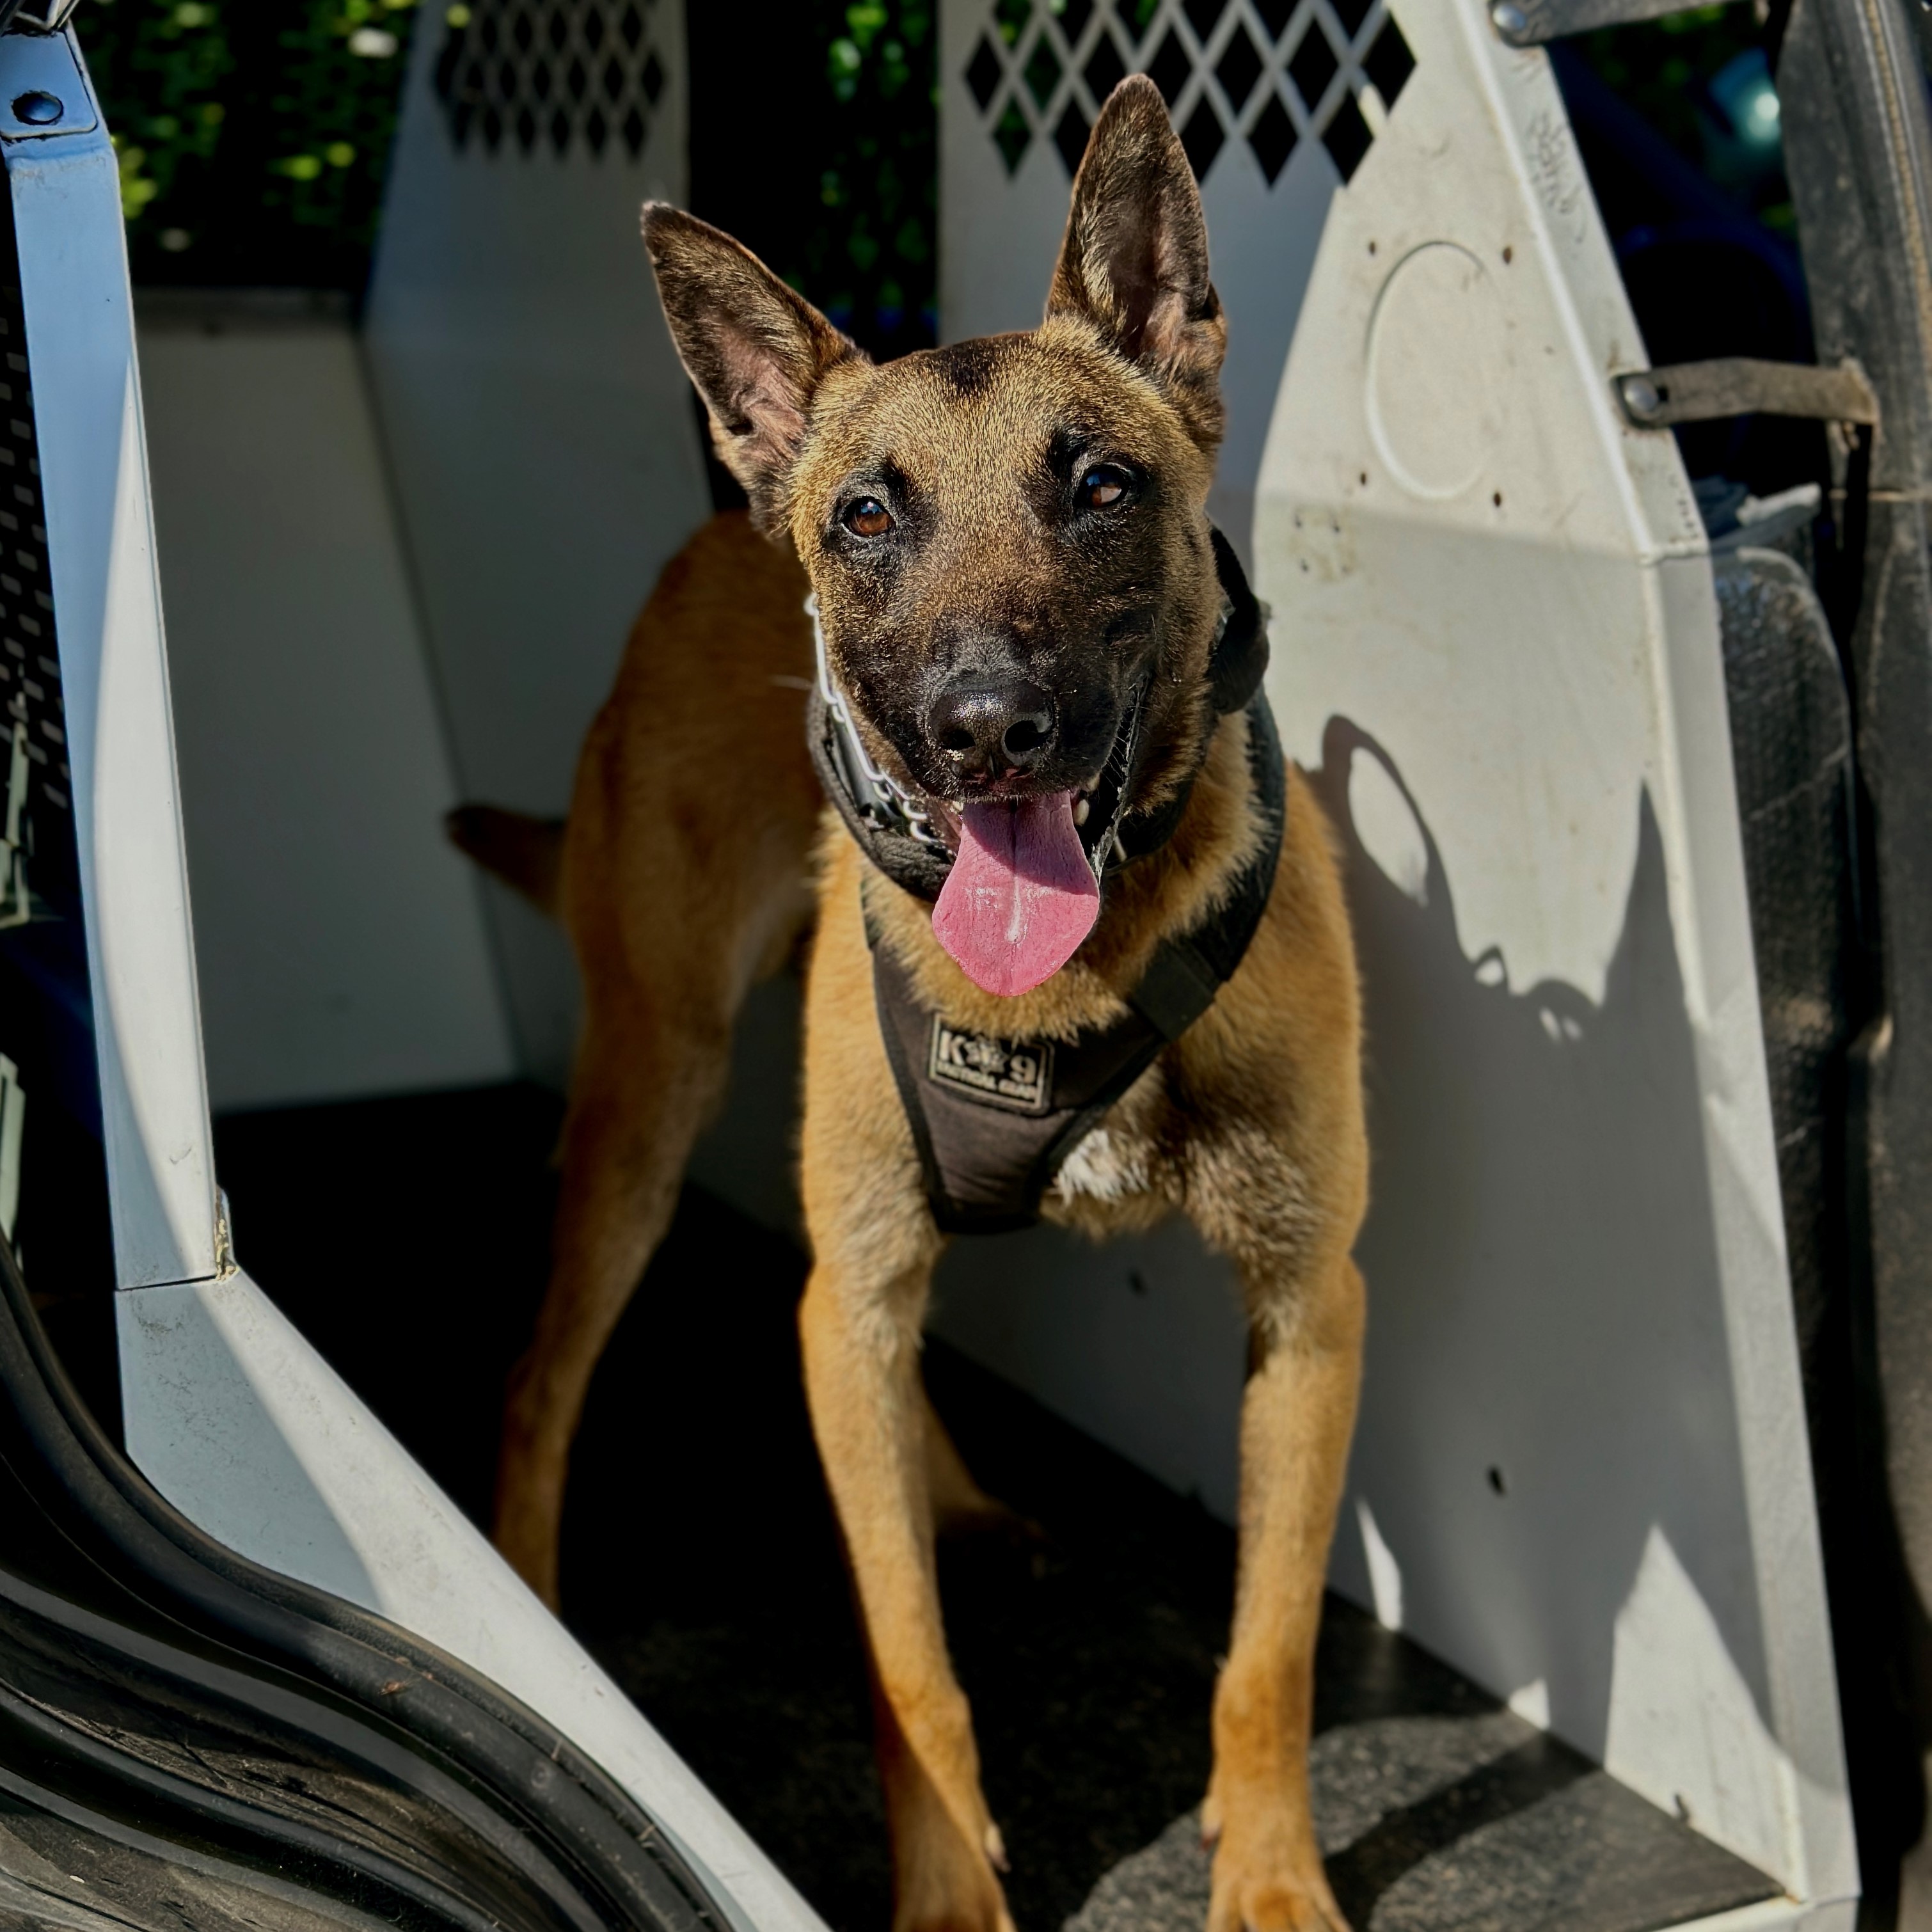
[1202,1803,1348,1932]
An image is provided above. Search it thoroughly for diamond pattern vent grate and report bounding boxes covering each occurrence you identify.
[963,0,1413,186]
[432,0,667,159]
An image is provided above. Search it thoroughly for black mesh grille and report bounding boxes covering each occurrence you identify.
[961,0,1415,187]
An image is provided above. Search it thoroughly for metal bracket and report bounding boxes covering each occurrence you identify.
[0,26,95,140]
[1487,0,1746,45]
[1615,358,1880,429]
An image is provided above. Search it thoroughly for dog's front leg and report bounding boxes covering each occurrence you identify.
[799,856,1013,1932]
[800,1260,1013,1932]
[1202,1252,1365,1932]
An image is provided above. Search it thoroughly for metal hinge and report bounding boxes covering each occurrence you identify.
[1615,358,1880,430]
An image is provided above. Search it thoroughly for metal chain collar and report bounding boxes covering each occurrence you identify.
[809,594,947,852]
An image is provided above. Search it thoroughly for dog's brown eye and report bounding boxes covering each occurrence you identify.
[844,498,893,537]
[1080,466,1131,510]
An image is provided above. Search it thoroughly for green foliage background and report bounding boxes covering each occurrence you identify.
[79,0,420,289]
[74,0,939,336]
[1576,4,1793,224]
[71,0,1775,323]
[797,0,936,344]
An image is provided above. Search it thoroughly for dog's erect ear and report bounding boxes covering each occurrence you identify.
[642,204,862,529]
[1045,75,1226,450]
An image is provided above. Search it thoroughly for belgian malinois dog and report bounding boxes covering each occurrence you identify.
[455,75,1366,1932]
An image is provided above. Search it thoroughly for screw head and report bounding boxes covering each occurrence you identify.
[1621,375,1663,418]
[1489,1,1530,35]
[11,91,63,127]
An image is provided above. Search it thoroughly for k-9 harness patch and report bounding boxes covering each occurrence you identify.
[927,1022,1053,1115]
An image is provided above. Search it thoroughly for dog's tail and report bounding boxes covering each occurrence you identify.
[446,805,566,918]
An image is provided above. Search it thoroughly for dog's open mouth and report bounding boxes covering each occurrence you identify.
[927,688,1144,999]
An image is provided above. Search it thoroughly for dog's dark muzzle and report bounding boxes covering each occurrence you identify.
[927,674,1057,785]
[807,524,1272,905]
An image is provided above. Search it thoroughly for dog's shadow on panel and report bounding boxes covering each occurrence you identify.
[1304,716,1779,1803]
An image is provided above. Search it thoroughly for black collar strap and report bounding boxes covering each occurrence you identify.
[808,523,1270,907]
[866,688,1287,1235]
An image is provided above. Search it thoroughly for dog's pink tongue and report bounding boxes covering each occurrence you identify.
[933,792,1098,997]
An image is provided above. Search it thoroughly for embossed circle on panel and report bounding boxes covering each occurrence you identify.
[1365,242,1508,501]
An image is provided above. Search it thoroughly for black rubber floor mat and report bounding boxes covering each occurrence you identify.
[215,1085,1780,1932]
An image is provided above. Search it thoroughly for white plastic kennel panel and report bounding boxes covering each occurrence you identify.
[935,0,1855,1914]
[1254,1,1853,1906]
[136,294,516,1113]
[363,0,711,1082]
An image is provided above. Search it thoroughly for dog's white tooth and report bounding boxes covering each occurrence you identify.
[1113,833,1128,861]
[1073,797,1090,826]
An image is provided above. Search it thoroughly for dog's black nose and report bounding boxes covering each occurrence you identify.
[928,676,1056,782]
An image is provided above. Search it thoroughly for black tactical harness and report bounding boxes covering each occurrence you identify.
[809,529,1287,1234]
